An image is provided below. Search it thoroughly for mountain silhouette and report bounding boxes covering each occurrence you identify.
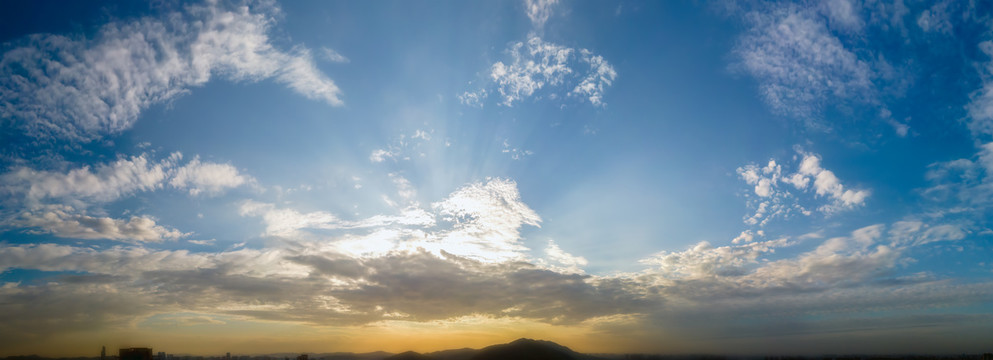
[384,351,435,360]
[468,338,600,360]
[425,348,477,360]
[375,338,599,360]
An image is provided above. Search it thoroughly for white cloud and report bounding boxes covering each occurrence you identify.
[475,35,616,107]
[570,49,617,107]
[967,43,993,139]
[643,237,793,280]
[922,143,993,205]
[0,182,991,348]
[275,48,344,106]
[239,200,435,238]
[426,179,541,262]
[821,0,863,32]
[542,239,588,273]
[242,178,541,264]
[0,243,214,275]
[0,152,253,206]
[916,1,953,34]
[795,152,871,212]
[639,221,979,316]
[170,157,251,196]
[368,129,435,163]
[412,129,431,141]
[0,0,342,141]
[369,129,434,163]
[389,173,417,203]
[732,229,764,244]
[502,139,534,160]
[733,5,874,121]
[457,89,487,107]
[369,149,393,163]
[10,205,186,243]
[239,200,341,237]
[524,0,559,29]
[0,155,172,205]
[737,148,868,226]
[887,220,968,246]
[320,47,350,63]
[738,159,805,226]
[879,108,911,137]
[888,118,910,137]
[491,35,574,106]
[0,152,253,243]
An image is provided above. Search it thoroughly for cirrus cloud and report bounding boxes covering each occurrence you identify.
[0,0,343,142]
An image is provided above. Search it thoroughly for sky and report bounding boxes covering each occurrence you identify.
[1,0,992,356]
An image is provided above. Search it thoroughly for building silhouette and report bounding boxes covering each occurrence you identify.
[120,348,153,360]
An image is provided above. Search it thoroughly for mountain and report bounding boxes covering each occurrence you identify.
[308,352,394,360]
[384,351,435,360]
[425,348,477,360]
[376,338,599,360]
[468,338,602,360]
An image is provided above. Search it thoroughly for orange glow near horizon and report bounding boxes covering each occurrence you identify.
[1,313,654,357]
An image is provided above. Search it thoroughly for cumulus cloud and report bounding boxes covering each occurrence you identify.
[737,148,869,226]
[637,222,990,329]
[469,34,616,107]
[0,0,342,141]
[733,4,874,122]
[239,200,341,237]
[431,178,541,262]
[9,205,186,242]
[457,89,487,107]
[241,178,540,263]
[0,181,991,350]
[170,156,251,196]
[264,180,541,262]
[0,154,172,206]
[369,149,394,163]
[541,239,588,273]
[643,237,793,280]
[0,152,252,242]
[0,152,252,206]
[795,151,871,212]
[731,229,764,244]
[0,241,648,343]
[570,49,617,106]
[491,35,573,106]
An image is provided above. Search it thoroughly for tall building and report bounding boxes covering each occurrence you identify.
[101,346,106,360]
[158,352,166,360]
[120,348,153,360]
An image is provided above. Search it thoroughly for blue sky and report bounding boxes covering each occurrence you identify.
[1,0,992,356]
